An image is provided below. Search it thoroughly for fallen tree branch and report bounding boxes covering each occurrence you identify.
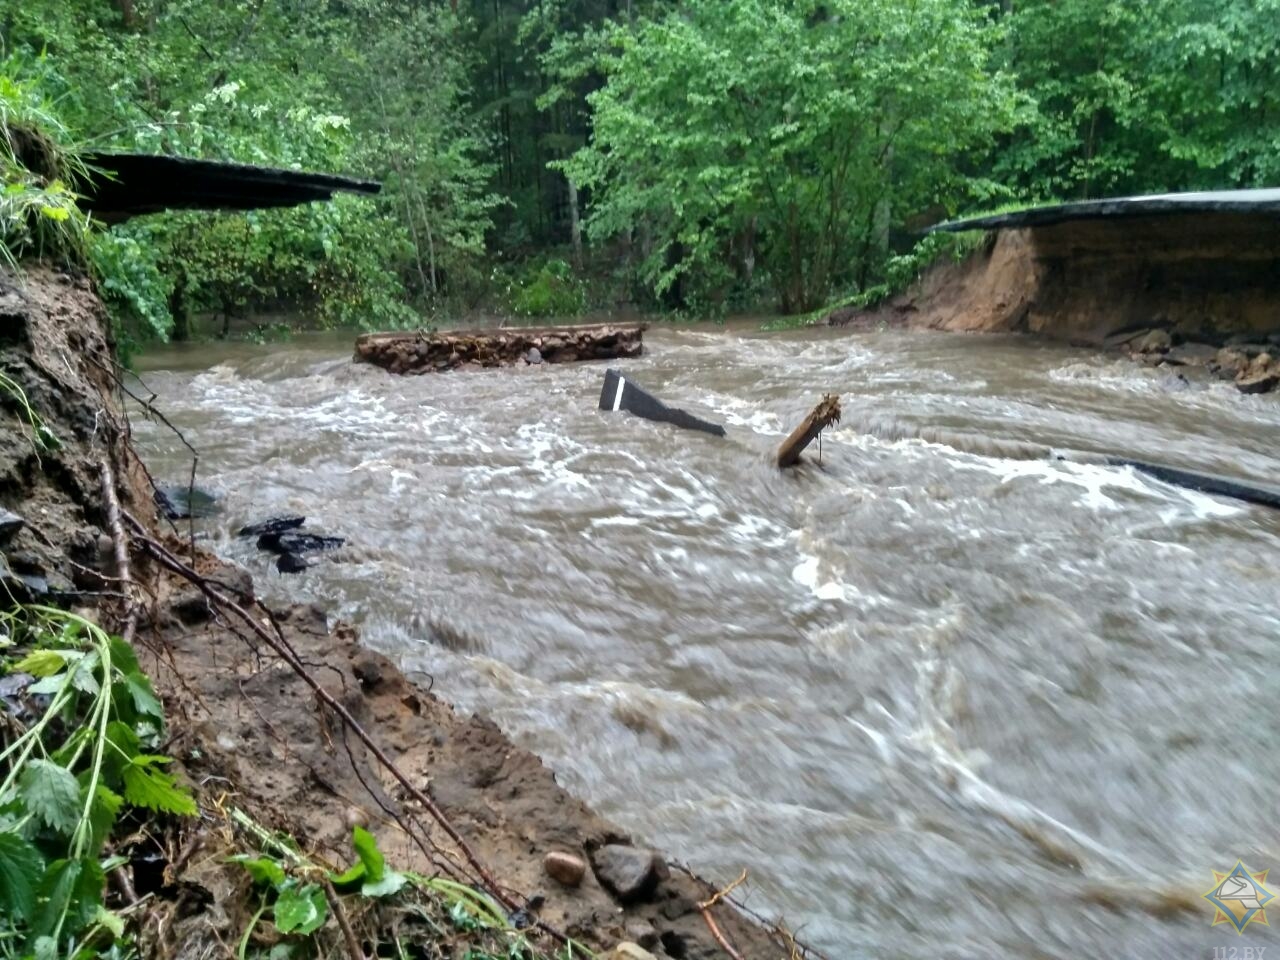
[776,394,841,468]
[323,878,367,960]
[99,458,137,643]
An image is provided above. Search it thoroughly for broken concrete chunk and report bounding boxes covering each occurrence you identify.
[590,844,666,903]
[598,368,726,437]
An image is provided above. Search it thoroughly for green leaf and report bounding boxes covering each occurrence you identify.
[350,826,384,883]
[20,760,84,836]
[229,854,287,888]
[120,760,197,817]
[122,673,163,723]
[27,673,67,696]
[107,637,142,677]
[0,831,43,922]
[273,882,327,935]
[87,785,123,854]
[326,860,366,891]
[361,870,407,898]
[33,857,104,938]
[95,904,125,938]
[11,649,67,677]
[70,652,101,696]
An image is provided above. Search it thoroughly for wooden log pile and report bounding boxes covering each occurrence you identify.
[353,323,645,375]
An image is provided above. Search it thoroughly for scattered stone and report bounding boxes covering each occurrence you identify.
[238,515,306,537]
[525,346,543,365]
[1131,328,1172,353]
[623,920,660,951]
[605,944,659,960]
[276,553,310,574]
[1237,371,1280,395]
[543,851,587,888]
[1102,327,1150,350]
[1165,342,1218,366]
[1211,347,1251,380]
[351,652,384,691]
[590,844,666,903]
[0,508,23,543]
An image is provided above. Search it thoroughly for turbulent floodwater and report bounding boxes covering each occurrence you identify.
[132,324,1280,958]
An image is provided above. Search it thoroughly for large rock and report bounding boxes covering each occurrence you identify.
[590,844,668,903]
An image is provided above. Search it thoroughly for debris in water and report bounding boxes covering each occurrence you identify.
[237,515,306,537]
[598,368,726,437]
[354,323,644,374]
[238,515,343,574]
[776,394,841,467]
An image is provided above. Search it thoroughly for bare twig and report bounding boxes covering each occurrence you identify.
[323,879,367,960]
[698,868,748,910]
[700,905,746,960]
[100,458,138,643]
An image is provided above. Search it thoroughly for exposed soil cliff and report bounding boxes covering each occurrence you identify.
[0,267,798,960]
[830,213,1280,347]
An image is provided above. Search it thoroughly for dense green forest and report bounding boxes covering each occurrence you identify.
[2,0,1278,341]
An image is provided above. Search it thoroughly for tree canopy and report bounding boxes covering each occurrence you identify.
[1,0,1278,329]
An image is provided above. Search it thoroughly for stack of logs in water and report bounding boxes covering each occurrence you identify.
[353,323,645,374]
[354,322,842,468]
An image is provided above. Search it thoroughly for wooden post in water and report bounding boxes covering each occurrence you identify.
[776,394,841,468]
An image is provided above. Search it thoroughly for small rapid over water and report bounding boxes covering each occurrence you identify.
[133,324,1280,957]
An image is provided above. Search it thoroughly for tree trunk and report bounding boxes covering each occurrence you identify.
[568,177,583,270]
[116,0,138,28]
[169,281,190,342]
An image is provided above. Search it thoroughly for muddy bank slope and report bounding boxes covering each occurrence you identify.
[0,266,796,960]
[832,213,1280,347]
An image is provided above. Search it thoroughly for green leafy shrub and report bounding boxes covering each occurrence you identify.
[510,258,586,318]
[0,607,197,959]
[0,61,90,269]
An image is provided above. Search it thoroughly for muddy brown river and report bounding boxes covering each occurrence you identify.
[133,324,1279,958]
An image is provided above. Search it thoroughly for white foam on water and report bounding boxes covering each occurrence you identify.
[590,515,645,528]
